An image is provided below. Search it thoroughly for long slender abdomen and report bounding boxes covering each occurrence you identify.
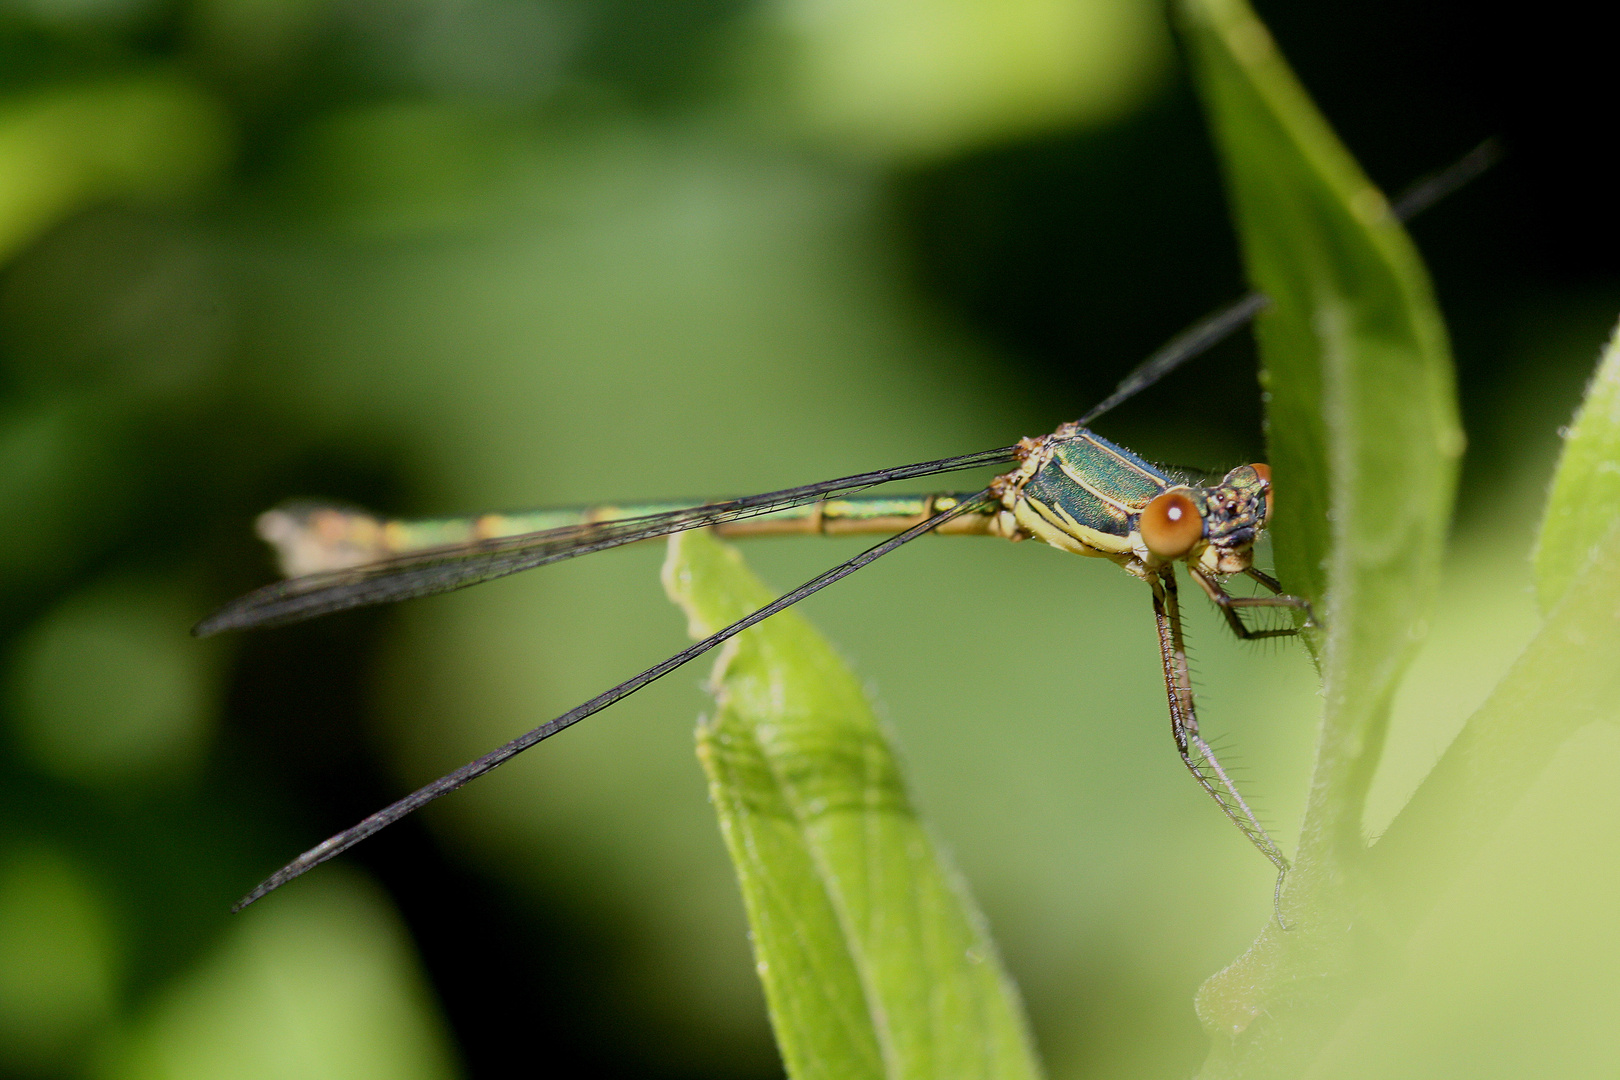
[257,493,997,577]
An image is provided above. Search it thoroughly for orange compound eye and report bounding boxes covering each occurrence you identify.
[1248,462,1273,525]
[1140,490,1203,559]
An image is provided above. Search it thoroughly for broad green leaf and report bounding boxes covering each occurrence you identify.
[96,875,458,1080]
[0,845,120,1075]
[757,0,1171,162]
[1532,319,1620,611]
[0,75,230,263]
[1179,0,1460,1071]
[1327,324,1620,1076]
[662,530,1041,1080]
[1370,516,1620,927]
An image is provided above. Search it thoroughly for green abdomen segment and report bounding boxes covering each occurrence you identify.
[1013,430,1169,557]
[260,494,998,577]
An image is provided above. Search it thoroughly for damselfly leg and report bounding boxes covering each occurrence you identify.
[1149,565,1294,921]
[1190,566,1318,641]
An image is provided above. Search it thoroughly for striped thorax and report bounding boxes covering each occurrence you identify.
[992,422,1273,579]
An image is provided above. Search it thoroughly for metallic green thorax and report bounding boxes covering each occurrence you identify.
[1005,428,1167,553]
[995,423,1271,577]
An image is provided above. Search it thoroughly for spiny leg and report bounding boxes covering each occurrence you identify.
[1243,566,1285,594]
[1189,565,1317,640]
[1149,567,1291,919]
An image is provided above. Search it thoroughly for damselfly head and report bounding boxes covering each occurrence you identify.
[1201,463,1273,572]
[1140,463,1272,573]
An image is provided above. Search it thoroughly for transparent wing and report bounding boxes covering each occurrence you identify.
[195,446,1017,635]
[232,488,997,908]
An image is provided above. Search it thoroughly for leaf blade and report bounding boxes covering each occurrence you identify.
[1370,518,1620,925]
[1181,0,1460,889]
[663,530,1041,1080]
[1533,319,1620,611]
[1179,0,1463,1071]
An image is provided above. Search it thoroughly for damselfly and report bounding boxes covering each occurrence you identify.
[200,144,1496,913]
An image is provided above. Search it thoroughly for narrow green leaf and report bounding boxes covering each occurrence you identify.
[1181,0,1459,903]
[662,530,1041,1080]
[1532,319,1620,611]
[1179,0,1461,1072]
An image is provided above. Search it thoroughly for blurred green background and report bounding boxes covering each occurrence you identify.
[1,1,1615,1077]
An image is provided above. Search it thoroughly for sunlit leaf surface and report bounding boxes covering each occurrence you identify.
[664,529,1042,1080]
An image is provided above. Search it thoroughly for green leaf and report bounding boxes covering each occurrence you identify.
[1182,0,1460,901]
[0,75,232,263]
[1178,0,1461,1070]
[97,875,459,1080]
[1336,321,1620,1073]
[1369,511,1620,926]
[662,530,1042,1080]
[1532,319,1620,611]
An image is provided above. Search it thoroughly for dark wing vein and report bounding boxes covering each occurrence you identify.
[233,488,997,907]
[195,446,1017,635]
